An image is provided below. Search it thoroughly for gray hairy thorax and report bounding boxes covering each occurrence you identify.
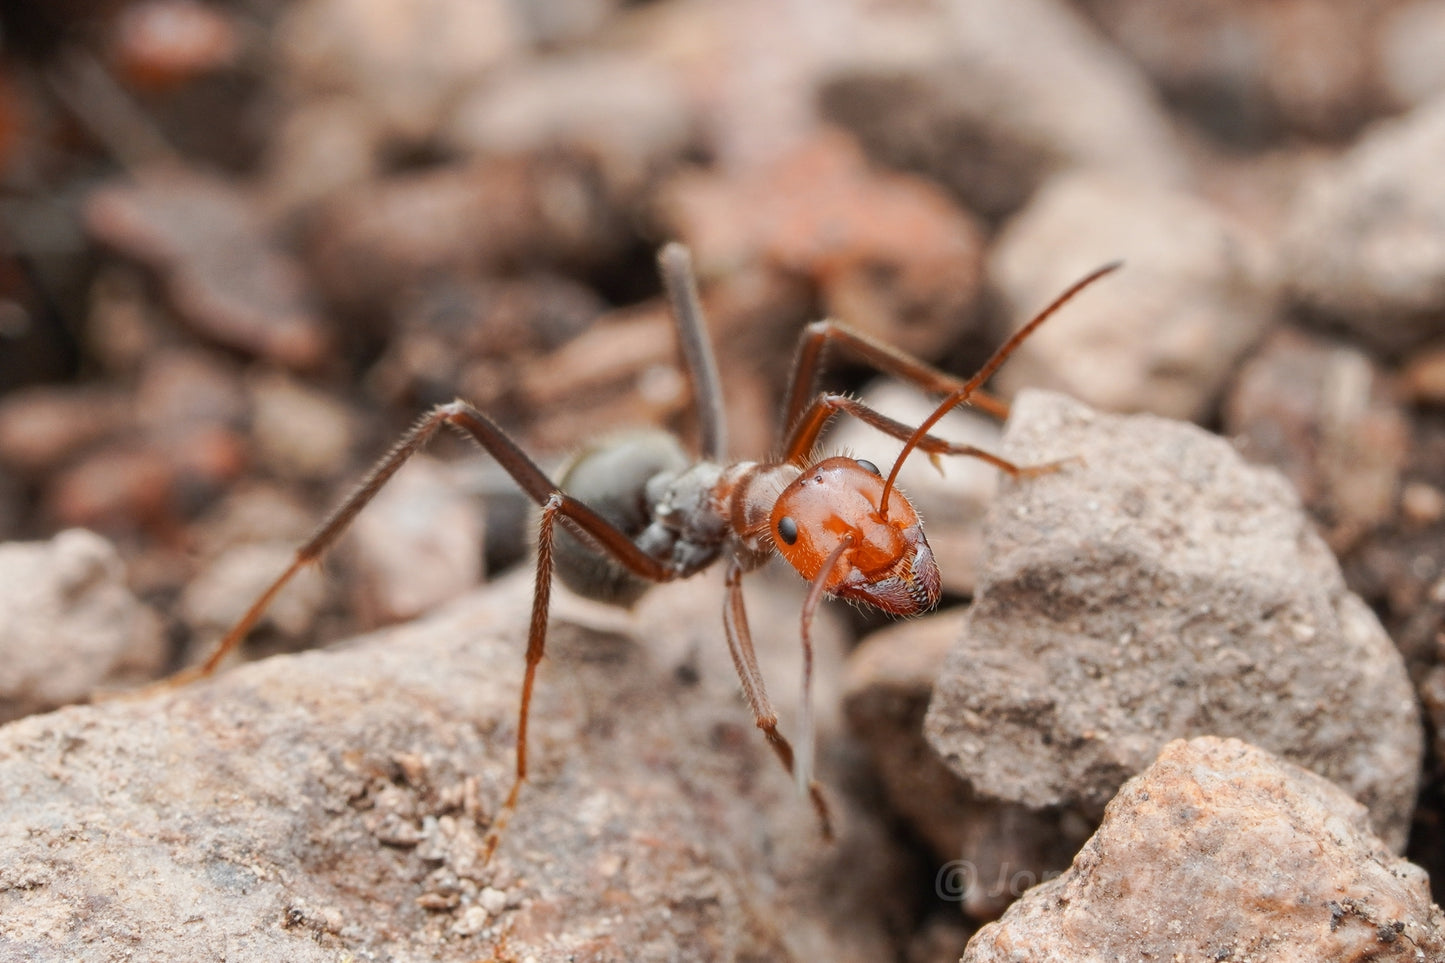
[551,430,754,606]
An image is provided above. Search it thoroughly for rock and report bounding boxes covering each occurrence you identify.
[819,0,1186,220]
[0,385,132,477]
[245,370,359,484]
[989,170,1278,421]
[305,156,623,313]
[178,540,329,656]
[275,0,522,144]
[367,273,605,410]
[659,129,987,361]
[1380,1,1445,110]
[1083,2,1393,143]
[924,391,1423,851]
[1400,342,1445,403]
[444,52,695,200]
[108,0,241,92]
[0,529,166,722]
[1224,326,1409,554]
[962,737,1445,963]
[843,609,1085,922]
[45,443,179,536]
[0,569,902,961]
[84,168,330,368]
[1283,95,1445,355]
[345,453,484,626]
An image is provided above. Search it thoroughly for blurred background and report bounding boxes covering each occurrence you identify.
[1,0,1444,924]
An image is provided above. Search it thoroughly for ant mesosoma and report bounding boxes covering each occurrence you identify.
[156,244,1119,857]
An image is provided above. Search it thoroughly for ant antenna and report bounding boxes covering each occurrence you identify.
[879,262,1124,516]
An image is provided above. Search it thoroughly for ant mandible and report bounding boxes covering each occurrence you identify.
[157,244,1119,858]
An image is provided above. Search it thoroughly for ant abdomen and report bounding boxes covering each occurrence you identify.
[552,430,690,606]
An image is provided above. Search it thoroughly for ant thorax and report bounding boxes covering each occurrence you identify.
[550,430,786,604]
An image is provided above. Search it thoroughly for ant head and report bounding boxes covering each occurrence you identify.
[769,456,941,615]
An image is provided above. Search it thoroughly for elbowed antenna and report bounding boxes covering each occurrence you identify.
[879,261,1124,516]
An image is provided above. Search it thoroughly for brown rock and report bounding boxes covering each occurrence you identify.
[306,156,623,313]
[924,391,1422,851]
[963,737,1445,963]
[45,443,178,535]
[245,370,359,484]
[84,168,330,368]
[1380,1,1445,109]
[0,385,132,477]
[1225,326,1409,553]
[1083,1,1395,142]
[660,129,987,361]
[178,540,329,658]
[0,529,166,722]
[0,570,901,961]
[989,170,1278,421]
[444,52,695,200]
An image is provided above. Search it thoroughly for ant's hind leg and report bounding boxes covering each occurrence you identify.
[161,400,677,689]
[152,403,460,689]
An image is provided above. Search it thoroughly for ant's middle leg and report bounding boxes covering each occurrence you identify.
[780,319,1012,436]
[779,391,1065,478]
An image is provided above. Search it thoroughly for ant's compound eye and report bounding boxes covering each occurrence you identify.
[777,516,799,545]
[856,458,881,476]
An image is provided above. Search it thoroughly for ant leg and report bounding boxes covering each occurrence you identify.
[658,243,728,461]
[157,406,458,687]
[781,263,1124,473]
[160,400,675,688]
[781,319,1011,436]
[146,398,679,859]
[723,559,834,840]
[482,490,560,863]
[794,535,852,800]
[780,392,1064,478]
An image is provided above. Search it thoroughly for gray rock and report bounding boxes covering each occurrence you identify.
[843,609,1086,922]
[1283,94,1445,354]
[0,570,899,961]
[819,0,1186,219]
[924,391,1422,850]
[990,171,1278,421]
[963,737,1445,963]
[0,529,166,723]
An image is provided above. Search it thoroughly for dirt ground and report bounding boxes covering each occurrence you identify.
[1,1,1444,960]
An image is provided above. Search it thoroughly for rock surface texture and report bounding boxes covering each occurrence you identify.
[924,391,1422,851]
[0,571,897,961]
[962,737,1444,963]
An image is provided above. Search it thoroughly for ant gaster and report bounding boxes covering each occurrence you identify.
[157,244,1119,858]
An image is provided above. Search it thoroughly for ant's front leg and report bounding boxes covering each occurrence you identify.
[721,559,834,840]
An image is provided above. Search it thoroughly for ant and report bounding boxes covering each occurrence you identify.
[155,243,1118,857]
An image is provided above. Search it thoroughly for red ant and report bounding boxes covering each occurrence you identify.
[156,244,1118,857]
